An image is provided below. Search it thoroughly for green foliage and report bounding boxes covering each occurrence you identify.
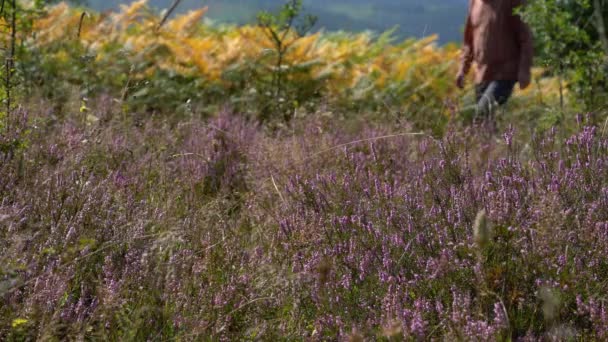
[0,0,43,159]
[520,0,608,112]
[255,0,318,122]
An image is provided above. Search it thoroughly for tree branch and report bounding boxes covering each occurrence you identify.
[157,0,183,31]
[594,0,608,56]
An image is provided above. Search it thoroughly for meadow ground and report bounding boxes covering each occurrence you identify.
[1,98,608,340]
[1,2,608,340]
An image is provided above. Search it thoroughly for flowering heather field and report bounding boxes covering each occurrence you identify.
[1,101,608,340]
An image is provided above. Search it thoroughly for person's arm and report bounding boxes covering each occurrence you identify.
[457,4,474,88]
[513,0,533,89]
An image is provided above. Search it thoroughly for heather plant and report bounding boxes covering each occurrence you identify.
[266,119,608,339]
[0,105,266,339]
[1,98,608,339]
[1,0,608,340]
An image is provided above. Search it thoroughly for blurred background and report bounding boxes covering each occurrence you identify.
[86,0,468,43]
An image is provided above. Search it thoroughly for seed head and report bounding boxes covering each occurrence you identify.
[317,258,331,286]
[382,320,403,338]
[540,287,561,323]
[473,210,493,248]
[348,328,364,342]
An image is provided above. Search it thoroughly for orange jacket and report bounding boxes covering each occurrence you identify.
[458,0,533,84]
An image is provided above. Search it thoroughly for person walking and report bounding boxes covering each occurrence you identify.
[456,0,534,122]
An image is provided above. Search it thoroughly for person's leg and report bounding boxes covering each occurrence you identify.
[493,80,517,105]
[475,80,517,117]
[475,82,489,104]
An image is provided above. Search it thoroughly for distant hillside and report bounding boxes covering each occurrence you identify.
[84,0,468,44]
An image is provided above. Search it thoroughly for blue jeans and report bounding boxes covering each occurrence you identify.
[475,80,517,117]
